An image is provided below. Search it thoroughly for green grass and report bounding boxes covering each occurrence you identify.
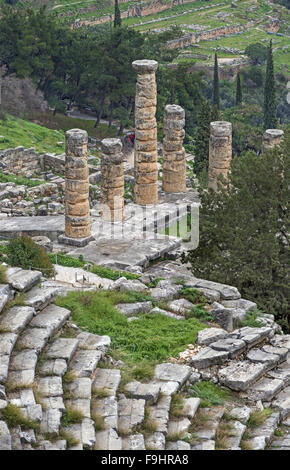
[0,404,40,431]
[0,114,66,153]
[247,408,272,428]
[236,308,266,328]
[55,289,207,367]
[0,171,44,187]
[49,252,140,280]
[61,409,84,426]
[0,264,7,284]
[191,381,233,407]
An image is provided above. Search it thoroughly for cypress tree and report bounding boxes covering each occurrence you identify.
[213,52,220,109]
[263,40,277,129]
[194,100,212,175]
[114,0,121,28]
[236,72,242,105]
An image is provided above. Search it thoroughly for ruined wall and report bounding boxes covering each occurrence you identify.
[167,20,261,49]
[0,147,41,177]
[72,0,195,28]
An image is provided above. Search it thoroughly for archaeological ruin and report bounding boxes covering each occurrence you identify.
[100,138,124,222]
[262,129,284,153]
[132,59,159,206]
[208,121,232,191]
[162,104,187,193]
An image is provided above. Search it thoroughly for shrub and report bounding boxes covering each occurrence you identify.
[7,235,54,277]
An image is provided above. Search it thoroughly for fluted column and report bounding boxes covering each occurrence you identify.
[64,128,91,239]
[132,59,158,205]
[208,121,232,191]
[262,129,284,153]
[162,104,186,193]
[100,138,124,222]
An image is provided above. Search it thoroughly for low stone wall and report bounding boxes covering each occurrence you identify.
[0,146,98,177]
[167,21,259,49]
[72,0,197,28]
[0,147,41,177]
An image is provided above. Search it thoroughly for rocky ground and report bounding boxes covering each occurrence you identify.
[0,260,289,451]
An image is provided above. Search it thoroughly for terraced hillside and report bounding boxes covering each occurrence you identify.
[20,0,289,71]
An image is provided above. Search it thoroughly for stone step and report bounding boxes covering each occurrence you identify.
[0,333,18,385]
[94,428,122,450]
[122,433,146,450]
[29,304,71,337]
[0,306,35,335]
[147,394,171,435]
[92,368,121,398]
[68,350,103,378]
[61,419,95,450]
[0,284,12,314]
[118,397,145,435]
[76,332,111,354]
[167,417,191,439]
[0,420,11,450]
[145,432,166,450]
[124,381,161,405]
[25,286,61,311]
[272,386,290,419]
[91,396,118,430]
[192,407,225,442]
[44,338,79,362]
[6,267,42,292]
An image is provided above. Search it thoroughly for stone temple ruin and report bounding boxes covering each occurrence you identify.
[0,58,285,271]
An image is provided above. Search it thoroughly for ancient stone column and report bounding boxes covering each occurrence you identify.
[63,128,91,243]
[162,104,186,193]
[262,129,284,153]
[208,121,232,191]
[132,59,158,205]
[100,138,124,222]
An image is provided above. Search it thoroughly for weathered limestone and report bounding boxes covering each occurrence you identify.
[64,129,91,241]
[132,59,158,205]
[162,105,186,193]
[208,121,232,191]
[262,129,284,153]
[100,138,124,222]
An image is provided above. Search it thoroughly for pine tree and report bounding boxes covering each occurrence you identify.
[263,40,277,129]
[236,72,242,105]
[213,52,220,109]
[114,0,121,28]
[183,131,290,332]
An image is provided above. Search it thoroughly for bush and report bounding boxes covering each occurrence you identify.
[7,235,54,277]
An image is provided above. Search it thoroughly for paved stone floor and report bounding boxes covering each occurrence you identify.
[0,190,199,270]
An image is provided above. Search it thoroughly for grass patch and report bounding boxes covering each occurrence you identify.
[59,430,80,448]
[0,171,44,188]
[169,394,185,419]
[0,264,7,284]
[49,252,140,280]
[61,409,84,427]
[2,293,27,313]
[55,290,207,367]
[191,381,233,408]
[237,308,266,328]
[215,420,236,450]
[62,371,77,384]
[0,404,39,431]
[247,408,273,428]
[92,414,106,432]
[92,388,111,399]
[138,407,158,434]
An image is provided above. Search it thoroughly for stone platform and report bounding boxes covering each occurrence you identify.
[0,190,199,270]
